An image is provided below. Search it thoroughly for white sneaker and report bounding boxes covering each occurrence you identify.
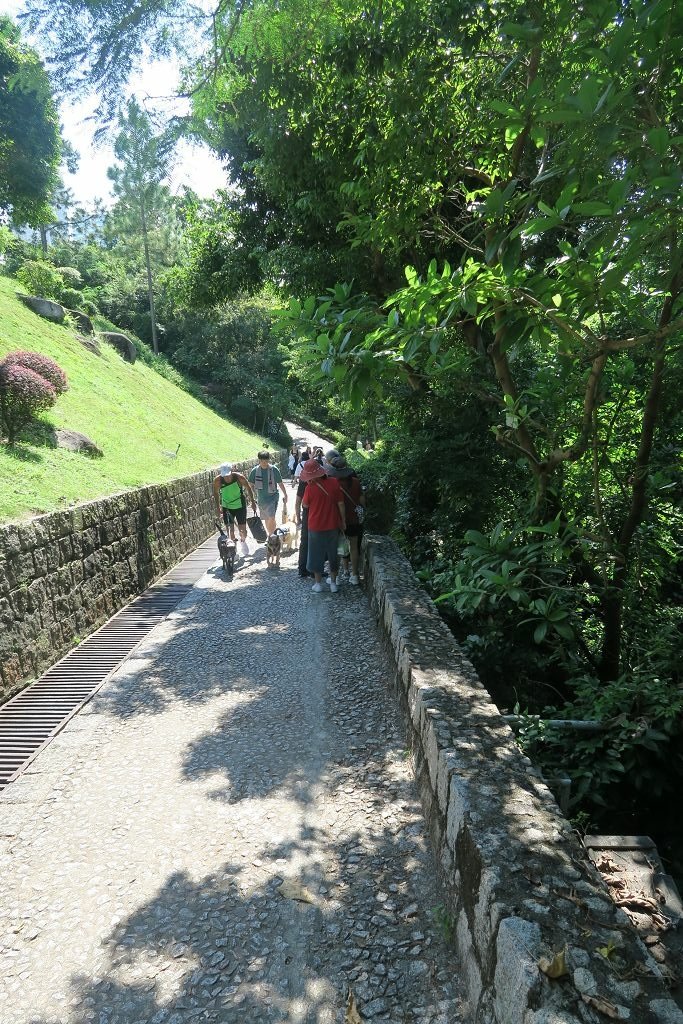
[311,582,324,593]
[328,581,338,593]
[349,574,359,585]
[240,541,250,555]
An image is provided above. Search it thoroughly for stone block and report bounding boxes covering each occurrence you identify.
[493,918,542,1024]
[5,550,35,589]
[17,523,37,551]
[649,1001,683,1024]
[456,907,482,1010]
[0,524,21,558]
[446,774,471,851]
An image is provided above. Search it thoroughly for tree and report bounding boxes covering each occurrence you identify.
[107,99,176,353]
[277,0,683,682]
[0,16,61,225]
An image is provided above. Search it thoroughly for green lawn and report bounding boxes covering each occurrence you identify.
[0,275,264,522]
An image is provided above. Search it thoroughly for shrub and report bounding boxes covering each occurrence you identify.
[0,362,57,443]
[2,350,68,395]
[54,266,82,289]
[15,259,64,300]
[60,287,84,309]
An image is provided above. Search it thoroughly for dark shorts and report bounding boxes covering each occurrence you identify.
[345,523,364,539]
[222,502,247,527]
[307,528,339,575]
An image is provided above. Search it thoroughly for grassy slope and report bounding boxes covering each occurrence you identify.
[0,275,263,522]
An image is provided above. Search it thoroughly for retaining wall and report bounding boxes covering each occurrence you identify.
[0,458,272,700]
[363,534,682,1024]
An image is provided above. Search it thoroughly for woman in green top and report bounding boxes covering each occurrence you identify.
[213,462,257,549]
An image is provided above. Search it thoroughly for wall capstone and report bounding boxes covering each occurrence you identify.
[363,534,682,1024]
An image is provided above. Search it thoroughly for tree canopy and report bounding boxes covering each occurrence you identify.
[0,16,61,225]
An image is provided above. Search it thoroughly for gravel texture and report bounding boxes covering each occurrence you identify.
[0,541,463,1024]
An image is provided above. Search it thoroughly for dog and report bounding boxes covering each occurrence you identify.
[216,522,237,575]
[266,531,283,568]
[278,520,299,555]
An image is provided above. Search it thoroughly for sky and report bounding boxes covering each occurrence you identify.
[0,0,228,207]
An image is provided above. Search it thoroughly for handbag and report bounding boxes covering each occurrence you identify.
[339,482,365,524]
[337,534,350,557]
[246,515,267,542]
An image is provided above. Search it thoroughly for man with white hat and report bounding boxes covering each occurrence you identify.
[212,463,257,552]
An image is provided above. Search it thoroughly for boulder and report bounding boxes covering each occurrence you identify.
[54,429,103,458]
[65,307,95,335]
[77,334,101,356]
[16,293,65,323]
[100,331,137,363]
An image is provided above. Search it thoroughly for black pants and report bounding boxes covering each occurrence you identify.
[298,507,310,576]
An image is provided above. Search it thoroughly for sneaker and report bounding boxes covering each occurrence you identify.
[240,541,250,555]
[328,581,338,593]
[311,582,324,593]
[349,574,359,585]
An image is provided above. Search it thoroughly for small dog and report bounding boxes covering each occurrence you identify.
[216,523,237,575]
[266,531,282,568]
[278,520,299,555]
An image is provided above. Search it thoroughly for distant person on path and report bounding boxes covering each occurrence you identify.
[294,447,311,481]
[213,463,257,553]
[325,453,365,585]
[294,452,312,578]
[248,450,288,537]
[287,445,298,482]
[300,458,346,593]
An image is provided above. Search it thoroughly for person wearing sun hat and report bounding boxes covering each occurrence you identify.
[323,453,365,583]
[300,458,346,593]
[212,462,257,552]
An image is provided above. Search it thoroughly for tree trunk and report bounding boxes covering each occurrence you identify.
[140,201,158,355]
[39,225,49,256]
[599,283,679,679]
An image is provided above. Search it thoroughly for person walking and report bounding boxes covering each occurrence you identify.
[212,463,257,553]
[300,458,346,593]
[248,450,288,537]
[294,447,311,480]
[294,452,312,578]
[287,445,298,482]
[325,454,365,584]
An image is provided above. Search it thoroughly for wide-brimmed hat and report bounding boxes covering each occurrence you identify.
[299,460,326,482]
[219,463,232,475]
[326,456,355,479]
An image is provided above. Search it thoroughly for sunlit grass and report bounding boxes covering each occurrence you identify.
[0,275,262,522]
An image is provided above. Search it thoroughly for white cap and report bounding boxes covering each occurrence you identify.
[219,463,232,475]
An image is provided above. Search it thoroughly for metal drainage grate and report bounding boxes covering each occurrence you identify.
[0,535,219,789]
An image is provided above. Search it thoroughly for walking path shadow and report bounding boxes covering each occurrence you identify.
[0,543,463,1023]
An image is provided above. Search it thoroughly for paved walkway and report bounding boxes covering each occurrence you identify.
[0,542,463,1024]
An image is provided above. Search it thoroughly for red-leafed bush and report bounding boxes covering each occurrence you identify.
[0,352,62,444]
[1,350,68,395]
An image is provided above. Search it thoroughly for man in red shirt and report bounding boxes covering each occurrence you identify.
[300,459,346,593]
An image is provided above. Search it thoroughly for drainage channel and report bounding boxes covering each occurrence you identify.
[0,535,219,790]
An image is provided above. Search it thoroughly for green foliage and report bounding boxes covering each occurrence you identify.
[107,99,177,353]
[16,259,64,300]
[0,16,61,225]
[516,673,683,811]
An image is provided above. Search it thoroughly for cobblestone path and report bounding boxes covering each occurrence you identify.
[0,543,463,1024]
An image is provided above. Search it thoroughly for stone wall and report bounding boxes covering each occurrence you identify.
[0,458,274,700]
[363,535,682,1024]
